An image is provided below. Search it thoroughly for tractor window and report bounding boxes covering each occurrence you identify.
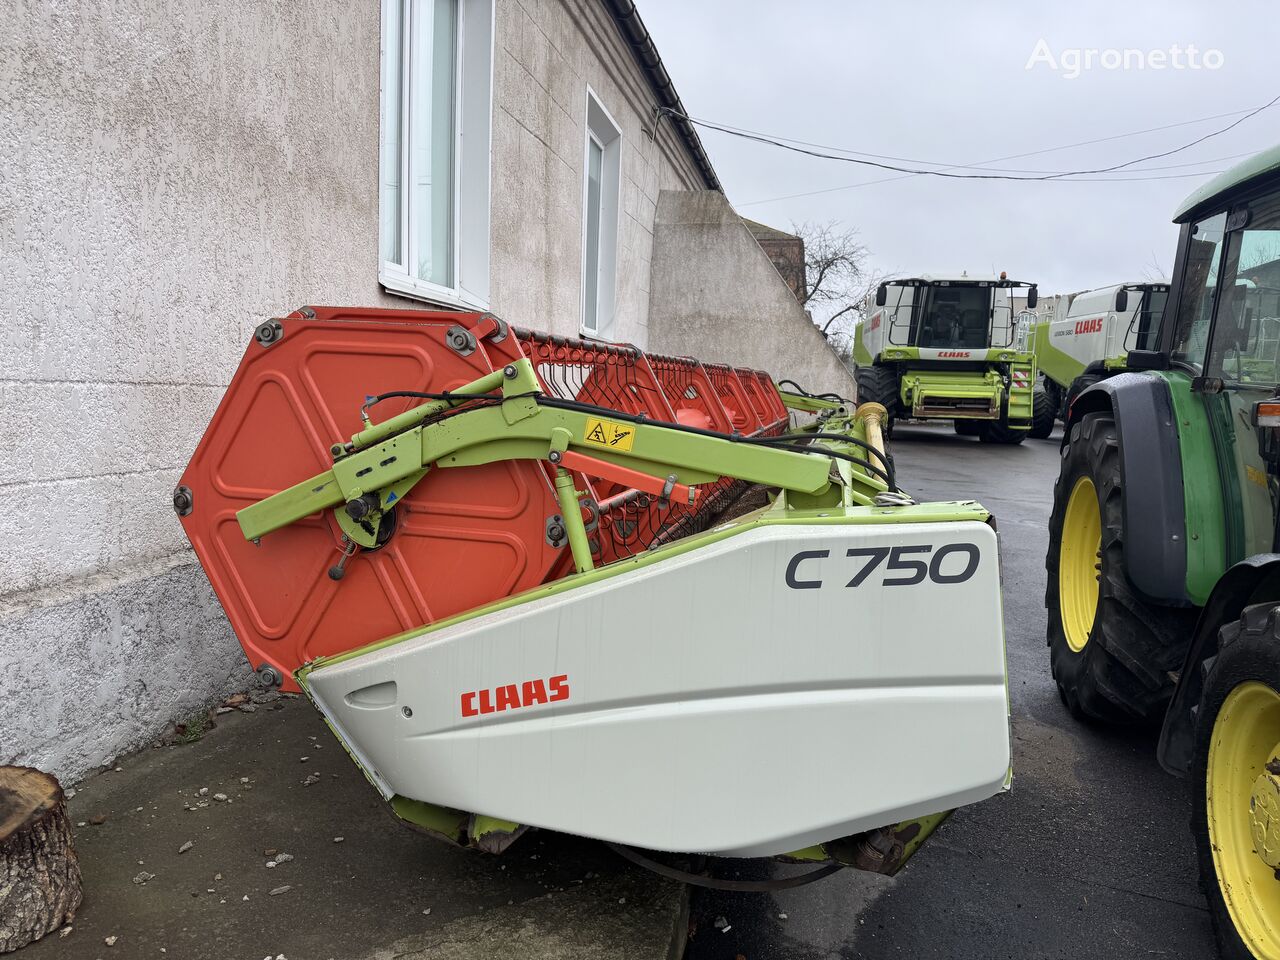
[917,285,991,349]
[1171,211,1227,370]
[1206,195,1280,389]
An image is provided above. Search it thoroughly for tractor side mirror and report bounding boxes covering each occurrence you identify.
[1026,285,1038,310]
[1114,288,1129,313]
[875,284,887,307]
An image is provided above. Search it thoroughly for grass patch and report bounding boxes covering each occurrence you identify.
[174,710,213,744]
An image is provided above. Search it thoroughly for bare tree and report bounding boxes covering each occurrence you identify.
[1142,250,1168,283]
[792,221,885,357]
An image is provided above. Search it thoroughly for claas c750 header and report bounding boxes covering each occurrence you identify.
[175,305,1011,883]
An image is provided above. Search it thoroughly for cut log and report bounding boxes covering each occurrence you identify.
[0,766,82,953]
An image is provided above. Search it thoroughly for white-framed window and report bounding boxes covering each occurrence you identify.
[380,0,493,308]
[581,89,621,336]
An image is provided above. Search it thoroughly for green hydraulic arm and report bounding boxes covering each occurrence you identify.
[237,358,893,567]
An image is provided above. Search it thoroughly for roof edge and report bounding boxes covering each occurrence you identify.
[601,0,722,193]
[1173,143,1280,223]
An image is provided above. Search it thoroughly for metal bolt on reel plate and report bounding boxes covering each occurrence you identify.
[545,514,567,548]
[254,320,284,347]
[446,325,478,356]
[172,485,194,516]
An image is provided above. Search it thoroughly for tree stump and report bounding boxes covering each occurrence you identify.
[0,767,82,952]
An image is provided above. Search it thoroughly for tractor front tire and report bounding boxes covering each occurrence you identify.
[1064,372,1101,417]
[1193,603,1280,960]
[1028,385,1055,439]
[954,420,983,437]
[855,366,899,437]
[1045,412,1194,724]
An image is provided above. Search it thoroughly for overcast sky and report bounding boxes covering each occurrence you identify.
[639,0,1276,297]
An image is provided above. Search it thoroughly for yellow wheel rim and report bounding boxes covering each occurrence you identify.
[1058,476,1101,654]
[1208,682,1280,959]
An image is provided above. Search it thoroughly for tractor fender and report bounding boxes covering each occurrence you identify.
[1065,373,1188,605]
[1157,555,1280,776]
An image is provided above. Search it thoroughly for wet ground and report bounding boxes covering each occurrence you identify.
[685,421,1217,960]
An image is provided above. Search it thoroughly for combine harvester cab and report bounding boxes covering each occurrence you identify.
[1029,281,1171,422]
[176,306,1010,874]
[853,274,1040,443]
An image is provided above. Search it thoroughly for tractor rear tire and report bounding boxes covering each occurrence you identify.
[978,418,1027,445]
[953,420,983,437]
[855,366,899,438]
[1045,412,1194,724]
[1028,385,1055,439]
[1192,603,1280,960]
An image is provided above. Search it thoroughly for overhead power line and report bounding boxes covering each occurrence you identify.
[742,113,1269,206]
[655,96,1278,196]
[741,164,1226,207]
[680,108,1261,171]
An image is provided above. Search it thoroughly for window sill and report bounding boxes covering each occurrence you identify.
[380,271,489,313]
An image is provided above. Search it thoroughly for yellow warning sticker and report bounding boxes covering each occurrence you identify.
[1247,465,1268,489]
[583,417,636,452]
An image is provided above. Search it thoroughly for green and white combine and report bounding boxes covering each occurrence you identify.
[852,274,1040,443]
[1029,281,1171,427]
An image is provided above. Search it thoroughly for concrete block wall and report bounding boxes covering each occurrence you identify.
[647,191,857,398]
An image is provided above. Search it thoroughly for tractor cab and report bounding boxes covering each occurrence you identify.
[1161,160,1280,559]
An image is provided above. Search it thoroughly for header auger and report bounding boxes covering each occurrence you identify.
[176,305,1011,878]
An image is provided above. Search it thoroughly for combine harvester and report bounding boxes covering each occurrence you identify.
[1029,281,1170,426]
[852,273,1043,443]
[175,306,1011,885]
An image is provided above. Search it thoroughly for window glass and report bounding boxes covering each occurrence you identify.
[1131,287,1168,352]
[582,93,621,335]
[1207,196,1280,388]
[582,138,603,332]
[1171,211,1226,369]
[379,0,486,300]
[380,0,405,266]
[916,285,991,349]
[411,0,456,287]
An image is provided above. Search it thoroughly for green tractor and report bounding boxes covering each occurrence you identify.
[1045,145,1280,958]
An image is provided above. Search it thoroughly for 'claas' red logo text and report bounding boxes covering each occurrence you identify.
[1074,317,1104,334]
[461,675,569,717]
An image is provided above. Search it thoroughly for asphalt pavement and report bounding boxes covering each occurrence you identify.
[685,421,1217,960]
[24,695,685,960]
